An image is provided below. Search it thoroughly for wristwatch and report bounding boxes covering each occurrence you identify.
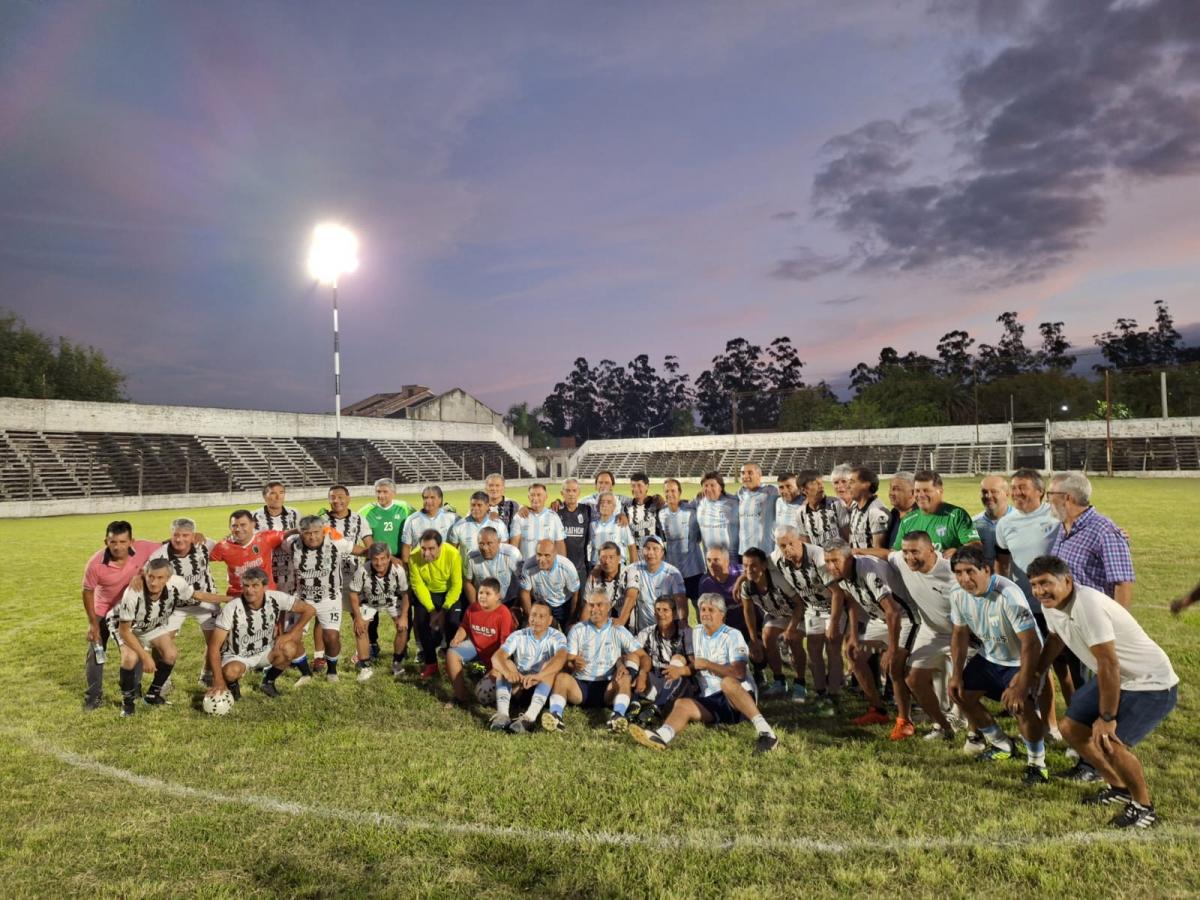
[1100,713,1117,722]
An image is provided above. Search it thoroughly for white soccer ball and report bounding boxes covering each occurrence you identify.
[202,689,234,716]
[475,676,497,705]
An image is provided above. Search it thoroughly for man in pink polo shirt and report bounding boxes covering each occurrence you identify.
[82,520,162,710]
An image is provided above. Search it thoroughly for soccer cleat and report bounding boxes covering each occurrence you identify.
[607,712,629,734]
[625,700,643,720]
[924,723,955,742]
[791,683,809,704]
[83,696,103,712]
[489,713,511,732]
[814,696,837,718]
[1061,762,1103,783]
[629,725,668,750]
[326,672,339,684]
[507,717,530,734]
[391,661,405,677]
[762,680,788,699]
[261,681,280,698]
[977,742,1014,763]
[753,733,780,755]
[888,718,916,741]
[294,675,312,688]
[540,711,566,733]
[1022,765,1050,786]
[1082,786,1132,806]
[1109,801,1157,829]
[158,677,174,697]
[121,698,136,717]
[357,666,375,683]
[634,704,659,727]
[851,707,890,726]
[419,663,439,681]
[962,730,987,756]
[312,657,328,674]
[199,671,213,688]
[143,693,169,706]
[228,682,242,701]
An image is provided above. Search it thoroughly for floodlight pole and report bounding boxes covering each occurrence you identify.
[332,282,342,483]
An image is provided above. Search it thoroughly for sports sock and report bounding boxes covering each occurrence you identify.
[642,684,658,703]
[263,666,283,685]
[495,679,512,717]
[326,656,339,675]
[525,686,550,721]
[119,666,137,698]
[147,662,174,696]
[393,652,405,664]
[549,693,566,716]
[1024,737,1046,767]
[292,655,312,676]
[314,650,325,661]
[356,657,369,670]
[613,693,630,716]
[751,714,776,738]
[228,680,241,700]
[655,724,676,744]
[982,724,1010,747]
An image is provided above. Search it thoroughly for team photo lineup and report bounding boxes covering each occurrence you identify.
[82,463,1181,833]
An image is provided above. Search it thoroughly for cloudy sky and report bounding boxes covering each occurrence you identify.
[1,0,1197,414]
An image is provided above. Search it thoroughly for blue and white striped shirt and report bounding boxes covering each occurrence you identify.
[738,484,780,554]
[695,494,740,553]
[448,515,509,556]
[950,574,1041,667]
[402,508,460,547]
[567,620,641,681]
[657,505,705,578]
[509,509,565,558]
[519,555,581,608]
[500,626,568,674]
[589,515,635,564]
[692,623,752,697]
[774,497,805,534]
[628,560,686,632]
[464,544,524,599]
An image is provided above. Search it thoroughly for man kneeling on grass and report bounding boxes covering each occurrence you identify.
[630,593,779,755]
[1028,555,1179,829]
[541,592,647,733]
[205,567,315,702]
[489,599,569,733]
[445,578,515,709]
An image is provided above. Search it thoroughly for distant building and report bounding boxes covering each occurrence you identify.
[343,385,437,419]
[345,386,528,447]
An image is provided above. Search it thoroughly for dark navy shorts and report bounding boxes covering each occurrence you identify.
[962,655,1021,702]
[697,691,744,725]
[576,677,611,708]
[1066,679,1178,748]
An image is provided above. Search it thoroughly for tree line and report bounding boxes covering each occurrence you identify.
[0,311,126,403]
[510,300,1199,442]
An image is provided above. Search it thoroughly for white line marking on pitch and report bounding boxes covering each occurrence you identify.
[33,743,1199,855]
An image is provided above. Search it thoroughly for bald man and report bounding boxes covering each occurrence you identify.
[974,474,1013,563]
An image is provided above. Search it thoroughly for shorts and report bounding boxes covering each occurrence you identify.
[860,614,917,652]
[311,598,342,630]
[358,604,402,623]
[907,626,952,671]
[576,677,612,708]
[697,691,745,725]
[759,608,793,631]
[1066,679,1178,748]
[683,574,703,602]
[962,655,1023,701]
[549,602,572,630]
[111,621,173,650]
[648,670,694,708]
[168,603,219,633]
[220,649,271,671]
[447,642,479,663]
[804,605,843,637]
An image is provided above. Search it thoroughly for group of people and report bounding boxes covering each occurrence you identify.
[81,465,1182,829]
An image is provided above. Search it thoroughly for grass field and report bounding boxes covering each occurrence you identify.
[3,478,1200,898]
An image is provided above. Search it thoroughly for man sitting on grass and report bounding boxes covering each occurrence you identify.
[445,578,515,709]
[489,599,569,733]
[631,596,696,727]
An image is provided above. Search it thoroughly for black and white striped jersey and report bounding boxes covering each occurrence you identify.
[626,499,660,545]
[110,575,194,634]
[150,541,216,594]
[584,564,636,610]
[770,544,833,612]
[737,568,798,620]
[324,510,370,546]
[214,590,296,657]
[848,497,890,549]
[254,506,299,532]
[798,498,849,547]
[348,564,409,610]
[287,535,356,605]
[837,555,916,625]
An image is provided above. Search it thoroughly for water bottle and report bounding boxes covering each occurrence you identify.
[92,641,106,665]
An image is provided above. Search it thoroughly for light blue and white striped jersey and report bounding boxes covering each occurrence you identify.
[509,509,566,558]
[500,626,568,674]
[692,623,752,697]
[464,544,524,599]
[567,620,642,681]
[519,555,580,608]
[695,494,740,553]
[950,574,1041,667]
[657,504,705,578]
[738,484,780,554]
[580,492,633,511]
[402,508,461,548]
[628,560,686,632]
[774,497,805,534]
[448,515,509,556]
[589,515,635,564]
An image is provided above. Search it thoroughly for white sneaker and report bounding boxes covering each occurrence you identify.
[962,730,987,756]
[1066,746,1080,762]
[159,677,174,697]
[924,723,955,741]
[357,666,374,683]
[326,672,340,684]
[1048,726,1064,743]
[294,675,312,688]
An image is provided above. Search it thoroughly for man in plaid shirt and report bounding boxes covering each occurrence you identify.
[1047,472,1134,608]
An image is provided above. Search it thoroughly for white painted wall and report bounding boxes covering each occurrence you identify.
[1048,417,1200,439]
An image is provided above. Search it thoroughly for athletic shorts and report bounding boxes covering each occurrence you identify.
[358,604,402,623]
[576,677,611,708]
[221,650,271,671]
[804,606,845,637]
[860,615,917,651]
[311,597,342,630]
[648,670,695,708]
[168,603,219,632]
[907,626,952,670]
[759,608,793,631]
[697,691,744,725]
[548,602,572,630]
[962,655,1022,701]
[447,642,479,663]
[1066,679,1178,748]
[110,620,173,650]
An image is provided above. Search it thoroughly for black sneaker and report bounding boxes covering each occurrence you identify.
[977,742,1014,763]
[606,712,629,734]
[1109,801,1157,829]
[507,717,530,734]
[261,681,280,698]
[1061,762,1103,783]
[488,713,511,732]
[83,696,103,712]
[121,698,136,717]
[143,693,168,706]
[1082,785,1133,806]
[229,681,242,701]
[540,711,566,733]
[753,733,780,755]
[629,725,668,750]
[1022,765,1050,786]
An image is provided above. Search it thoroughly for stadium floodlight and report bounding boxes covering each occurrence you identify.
[307,222,359,481]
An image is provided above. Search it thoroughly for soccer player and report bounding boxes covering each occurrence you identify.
[464,526,524,607]
[622,534,686,632]
[974,474,1013,562]
[629,593,779,754]
[579,470,633,511]
[150,517,218,684]
[490,599,569,733]
[632,596,696,725]
[445,578,516,708]
[254,480,300,591]
[111,559,225,716]
[796,469,848,547]
[555,478,593,587]
[772,525,841,710]
[519,539,581,628]
[286,515,358,682]
[774,472,805,533]
[324,483,372,547]
[209,509,289,594]
[359,478,414,557]
[542,591,646,733]
[657,478,705,605]
[408,529,464,680]
[206,566,316,701]
[484,473,521,532]
[893,470,982,556]
[884,471,918,549]
[737,462,779,554]
[449,491,509,556]
[888,531,960,740]
[824,539,920,737]
[348,542,410,680]
[509,483,566,559]
[847,466,889,551]
[948,546,1050,785]
[695,471,739,555]
[82,520,165,710]
[626,472,663,546]
[737,547,803,699]
[1047,471,1134,608]
[402,485,460,563]
[1029,555,1179,827]
[585,541,638,620]
[587,492,635,564]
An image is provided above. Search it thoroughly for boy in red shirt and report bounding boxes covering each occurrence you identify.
[445,578,515,708]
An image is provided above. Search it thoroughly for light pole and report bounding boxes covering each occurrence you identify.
[646,422,667,439]
[307,223,359,482]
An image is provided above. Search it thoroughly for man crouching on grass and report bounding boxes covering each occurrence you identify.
[630,592,779,755]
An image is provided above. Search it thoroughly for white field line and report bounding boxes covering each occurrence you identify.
[31,742,1200,855]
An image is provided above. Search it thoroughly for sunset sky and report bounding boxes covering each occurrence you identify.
[2,0,1197,413]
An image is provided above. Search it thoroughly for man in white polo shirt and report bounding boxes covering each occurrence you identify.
[1029,555,1179,830]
